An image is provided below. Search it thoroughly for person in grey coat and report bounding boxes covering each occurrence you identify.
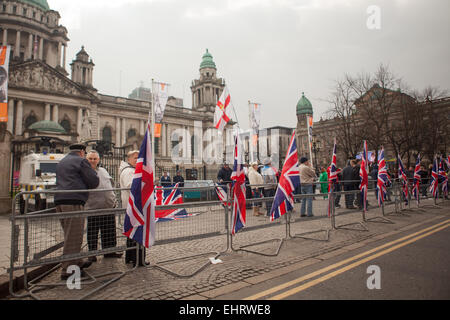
[54,144,99,280]
[85,150,122,262]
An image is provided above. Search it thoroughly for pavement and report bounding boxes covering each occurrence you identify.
[1,193,449,300]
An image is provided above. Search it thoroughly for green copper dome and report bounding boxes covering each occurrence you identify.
[296,92,313,115]
[19,0,50,11]
[29,120,66,133]
[200,49,216,69]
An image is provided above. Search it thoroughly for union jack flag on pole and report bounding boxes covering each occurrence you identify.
[376,147,390,207]
[214,86,232,132]
[327,138,338,217]
[429,157,439,199]
[359,141,369,212]
[230,133,246,235]
[438,157,448,197]
[398,155,409,205]
[270,131,300,221]
[123,121,156,249]
[412,154,421,205]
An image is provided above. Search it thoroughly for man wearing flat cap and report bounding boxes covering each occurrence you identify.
[55,143,99,280]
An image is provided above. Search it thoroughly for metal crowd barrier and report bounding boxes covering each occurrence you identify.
[8,179,448,299]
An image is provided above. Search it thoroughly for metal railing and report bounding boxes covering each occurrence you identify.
[8,179,448,299]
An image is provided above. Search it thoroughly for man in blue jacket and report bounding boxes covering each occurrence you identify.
[55,144,99,280]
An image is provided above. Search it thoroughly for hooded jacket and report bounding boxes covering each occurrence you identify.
[119,160,135,208]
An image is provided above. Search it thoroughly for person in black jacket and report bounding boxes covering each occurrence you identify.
[173,170,185,187]
[217,163,232,184]
[342,160,357,209]
[55,144,99,280]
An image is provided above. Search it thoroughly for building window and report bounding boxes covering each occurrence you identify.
[23,8,27,16]
[102,126,112,143]
[12,5,16,14]
[155,137,160,155]
[25,112,38,128]
[127,128,137,139]
[60,119,71,133]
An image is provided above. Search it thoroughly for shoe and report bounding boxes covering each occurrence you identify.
[300,214,307,217]
[335,204,341,208]
[104,252,123,258]
[88,256,97,262]
[61,269,87,280]
[78,260,92,270]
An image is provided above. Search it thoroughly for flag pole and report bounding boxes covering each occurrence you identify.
[151,78,156,171]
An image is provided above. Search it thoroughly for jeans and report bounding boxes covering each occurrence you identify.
[301,184,313,216]
[264,188,276,216]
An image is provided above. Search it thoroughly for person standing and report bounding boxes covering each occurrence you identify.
[120,150,146,267]
[160,171,171,187]
[342,160,356,209]
[173,170,185,187]
[261,157,278,216]
[319,167,328,198]
[299,157,317,217]
[54,144,99,280]
[248,162,264,216]
[85,150,122,262]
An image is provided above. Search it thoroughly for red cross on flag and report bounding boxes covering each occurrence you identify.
[214,86,232,132]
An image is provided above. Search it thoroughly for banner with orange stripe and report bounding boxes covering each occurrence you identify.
[0,46,11,122]
[152,81,170,137]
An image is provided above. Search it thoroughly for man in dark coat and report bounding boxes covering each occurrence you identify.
[217,163,232,185]
[173,170,185,187]
[160,171,171,187]
[55,144,99,280]
[342,160,356,209]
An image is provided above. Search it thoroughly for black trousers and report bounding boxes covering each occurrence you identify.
[264,188,276,216]
[344,184,355,208]
[125,238,146,266]
[87,214,117,251]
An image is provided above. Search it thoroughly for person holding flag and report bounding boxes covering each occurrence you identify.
[230,133,246,235]
[327,139,338,217]
[398,155,409,205]
[438,156,448,199]
[269,131,300,221]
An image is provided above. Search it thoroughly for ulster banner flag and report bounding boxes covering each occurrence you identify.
[214,86,232,132]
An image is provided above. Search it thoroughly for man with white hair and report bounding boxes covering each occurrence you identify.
[85,150,122,262]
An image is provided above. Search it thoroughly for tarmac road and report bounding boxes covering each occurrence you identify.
[216,217,450,300]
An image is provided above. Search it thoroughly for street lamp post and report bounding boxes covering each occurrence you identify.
[312,135,320,174]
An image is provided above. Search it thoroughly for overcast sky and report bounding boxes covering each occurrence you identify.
[47,0,450,130]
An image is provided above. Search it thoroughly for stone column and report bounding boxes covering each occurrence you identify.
[14,30,21,58]
[26,33,32,60]
[121,118,127,146]
[77,107,83,137]
[162,123,167,157]
[52,104,59,123]
[15,100,23,135]
[139,119,145,136]
[62,44,66,70]
[39,37,43,60]
[57,42,61,67]
[44,103,51,121]
[2,29,7,46]
[7,99,14,134]
[115,117,121,147]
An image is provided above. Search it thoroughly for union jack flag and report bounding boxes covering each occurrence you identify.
[429,157,439,199]
[438,157,448,197]
[359,141,369,212]
[412,154,421,204]
[215,183,231,207]
[123,122,156,249]
[270,131,300,221]
[230,134,246,235]
[327,138,338,217]
[155,183,192,222]
[398,155,409,205]
[376,147,391,206]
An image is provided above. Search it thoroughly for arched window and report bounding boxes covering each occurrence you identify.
[25,112,37,128]
[102,126,112,143]
[127,128,137,139]
[60,119,71,133]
